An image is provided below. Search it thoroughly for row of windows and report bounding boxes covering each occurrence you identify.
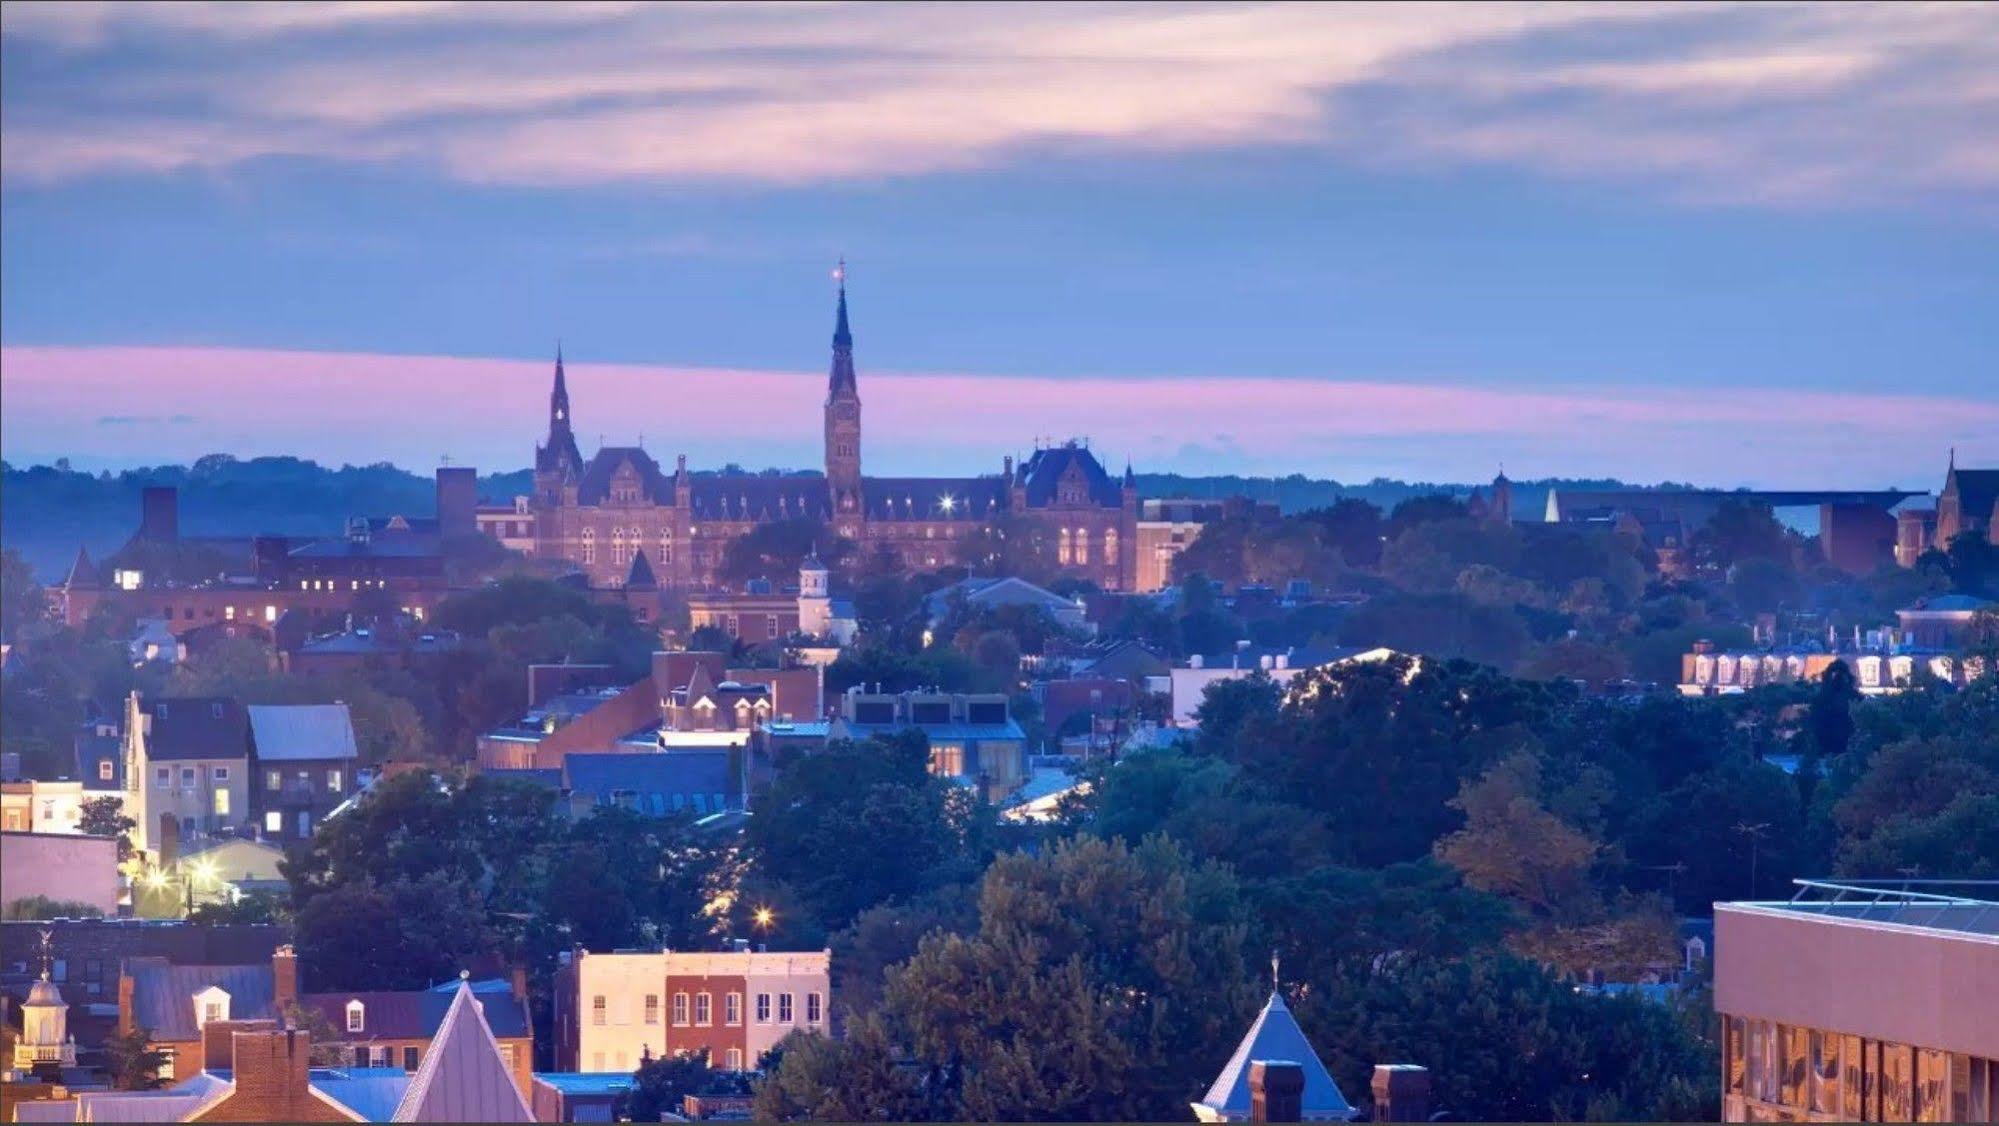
[593,990,822,1028]
[1724,1015,1999,1122]
[1056,527,1118,566]
[155,765,227,787]
[296,579,389,592]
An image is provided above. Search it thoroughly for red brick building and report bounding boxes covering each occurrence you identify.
[518,278,1141,592]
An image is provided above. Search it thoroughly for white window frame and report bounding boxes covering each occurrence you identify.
[778,993,793,1023]
[755,993,770,1023]
[346,1000,365,1033]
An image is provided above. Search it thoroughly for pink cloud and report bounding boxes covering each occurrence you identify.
[1,344,1990,489]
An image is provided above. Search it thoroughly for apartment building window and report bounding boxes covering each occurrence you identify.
[672,992,689,1026]
[267,770,282,791]
[403,1046,419,1071]
[806,993,822,1025]
[213,789,230,818]
[157,766,171,788]
[180,767,196,786]
[778,993,793,1023]
[98,760,114,782]
[328,769,343,792]
[695,993,712,1026]
[644,994,660,1025]
[767,614,780,638]
[725,993,741,1026]
[592,995,606,1027]
[212,766,230,782]
[265,811,283,834]
[755,994,770,1023]
[726,1048,743,1071]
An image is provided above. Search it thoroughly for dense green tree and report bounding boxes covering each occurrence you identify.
[102,1026,172,1090]
[1,547,47,642]
[753,1020,932,1122]
[1301,498,1386,568]
[744,733,995,935]
[293,872,493,991]
[880,836,1259,1122]
[716,519,854,587]
[1297,954,1715,1122]
[620,1047,715,1122]
[1337,590,1532,671]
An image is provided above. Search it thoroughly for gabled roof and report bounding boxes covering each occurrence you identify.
[1015,443,1123,508]
[391,980,534,1122]
[125,958,275,1042]
[248,703,359,762]
[625,549,659,590]
[64,546,102,590]
[577,447,672,506]
[1193,991,1353,1122]
[1945,466,1999,527]
[143,697,250,762]
[293,987,530,1042]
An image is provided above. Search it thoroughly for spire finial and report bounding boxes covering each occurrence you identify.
[832,258,852,350]
[1949,446,1956,471]
[1270,949,1280,993]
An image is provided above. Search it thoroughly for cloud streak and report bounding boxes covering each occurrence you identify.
[3,344,1990,487]
[3,2,1993,206]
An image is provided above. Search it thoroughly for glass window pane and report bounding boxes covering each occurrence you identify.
[1917,1048,1949,1122]
[1844,1035,1866,1122]
[1784,1024,1810,1108]
[1884,1043,1914,1123]
[1813,1029,1841,1116]
[1727,1017,1747,1095]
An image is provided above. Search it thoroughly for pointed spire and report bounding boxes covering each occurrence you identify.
[833,258,852,349]
[392,980,533,1122]
[65,546,101,590]
[1124,460,1137,488]
[554,342,568,399]
[1270,949,1281,993]
[828,259,857,398]
[625,549,658,591]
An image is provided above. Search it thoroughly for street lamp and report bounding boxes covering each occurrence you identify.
[752,906,775,934]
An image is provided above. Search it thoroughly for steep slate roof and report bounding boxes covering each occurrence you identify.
[862,476,1006,521]
[247,703,359,762]
[1193,991,1353,1121]
[562,750,740,816]
[310,1066,413,1121]
[577,447,673,506]
[144,697,250,762]
[1946,467,1999,528]
[125,958,275,1041]
[624,549,659,590]
[64,547,102,590]
[391,980,534,1122]
[688,475,832,521]
[293,987,530,1042]
[1015,443,1124,508]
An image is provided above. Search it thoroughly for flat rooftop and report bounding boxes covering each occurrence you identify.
[1727,879,1999,937]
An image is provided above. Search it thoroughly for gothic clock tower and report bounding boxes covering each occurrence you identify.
[824,262,863,530]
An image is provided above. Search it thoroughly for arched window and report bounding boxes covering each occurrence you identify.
[1058,528,1073,565]
[659,529,674,564]
[1104,527,1118,566]
[346,1000,365,1033]
[611,527,630,567]
[1075,528,1091,565]
[580,528,596,565]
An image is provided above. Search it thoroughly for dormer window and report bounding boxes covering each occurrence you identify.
[346,1000,365,1032]
[194,985,231,1028]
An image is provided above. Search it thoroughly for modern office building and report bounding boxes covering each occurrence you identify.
[1714,879,1999,1123]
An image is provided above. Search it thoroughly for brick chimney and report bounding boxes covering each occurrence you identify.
[199,1028,319,1123]
[511,963,529,1005]
[203,1018,279,1073]
[1250,1060,1304,1123]
[1371,1064,1432,1122]
[272,945,298,1016]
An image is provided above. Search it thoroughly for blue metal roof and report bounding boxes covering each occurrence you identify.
[534,1072,637,1096]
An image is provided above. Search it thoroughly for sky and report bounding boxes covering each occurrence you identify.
[2,1,1996,487]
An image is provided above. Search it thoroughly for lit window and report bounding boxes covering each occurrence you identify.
[264,605,277,623]
[327,769,343,792]
[346,1000,365,1033]
[265,811,283,834]
[267,771,282,791]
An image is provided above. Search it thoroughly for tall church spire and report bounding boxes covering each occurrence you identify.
[538,345,583,477]
[825,260,862,521]
[829,259,856,395]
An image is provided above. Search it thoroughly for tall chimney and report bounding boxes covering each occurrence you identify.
[229,1027,313,1110]
[204,1018,278,1073]
[1371,1064,1432,1122]
[1250,1060,1304,1123]
[272,946,298,1016]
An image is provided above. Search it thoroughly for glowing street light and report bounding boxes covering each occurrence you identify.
[752,906,776,933]
[939,494,955,515]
